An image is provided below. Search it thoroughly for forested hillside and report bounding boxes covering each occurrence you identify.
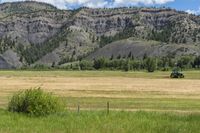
[0,1,200,69]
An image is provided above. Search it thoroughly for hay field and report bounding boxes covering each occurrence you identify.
[1,70,200,112]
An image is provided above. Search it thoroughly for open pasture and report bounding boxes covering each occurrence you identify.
[1,70,200,133]
[0,70,200,112]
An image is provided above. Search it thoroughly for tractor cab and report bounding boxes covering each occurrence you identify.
[170,69,184,78]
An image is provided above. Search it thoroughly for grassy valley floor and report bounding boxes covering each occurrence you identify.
[0,70,200,132]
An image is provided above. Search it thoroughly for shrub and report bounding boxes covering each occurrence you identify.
[145,58,156,72]
[8,88,65,116]
[79,60,94,70]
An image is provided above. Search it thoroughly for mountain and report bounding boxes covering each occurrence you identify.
[87,39,200,60]
[0,1,200,68]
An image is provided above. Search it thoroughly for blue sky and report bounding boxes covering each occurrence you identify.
[163,0,200,14]
[0,0,200,14]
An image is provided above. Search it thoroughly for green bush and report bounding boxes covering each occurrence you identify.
[8,88,65,116]
[145,58,156,72]
[80,60,94,70]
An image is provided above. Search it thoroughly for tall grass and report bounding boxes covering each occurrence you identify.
[0,110,200,133]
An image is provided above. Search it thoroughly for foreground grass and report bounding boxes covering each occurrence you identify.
[0,110,200,133]
[0,70,199,79]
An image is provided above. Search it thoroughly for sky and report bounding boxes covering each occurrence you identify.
[0,0,199,15]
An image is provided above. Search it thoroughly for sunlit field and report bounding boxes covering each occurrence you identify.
[1,70,200,133]
[0,70,200,112]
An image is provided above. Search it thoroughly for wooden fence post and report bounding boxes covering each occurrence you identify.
[107,102,109,114]
[77,104,80,114]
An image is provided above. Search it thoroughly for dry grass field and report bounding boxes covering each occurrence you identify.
[1,70,200,133]
[1,70,200,112]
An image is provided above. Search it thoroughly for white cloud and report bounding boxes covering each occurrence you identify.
[0,0,175,9]
[64,0,109,8]
[186,7,200,15]
[64,0,175,8]
[113,0,174,6]
[0,0,67,9]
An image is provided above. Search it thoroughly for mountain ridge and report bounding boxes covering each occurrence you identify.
[0,1,199,68]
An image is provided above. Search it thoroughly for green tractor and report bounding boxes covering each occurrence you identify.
[170,69,184,78]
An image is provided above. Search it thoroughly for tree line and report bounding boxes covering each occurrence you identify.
[29,55,200,72]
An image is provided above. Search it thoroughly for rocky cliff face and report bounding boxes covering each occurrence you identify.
[73,8,200,43]
[0,2,71,45]
[0,2,199,68]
